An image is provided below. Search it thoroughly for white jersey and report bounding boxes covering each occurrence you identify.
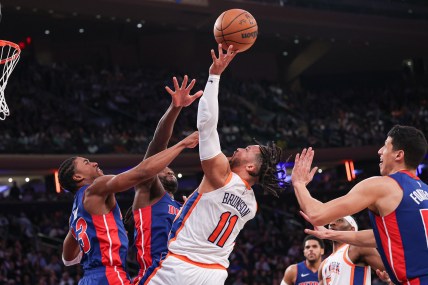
[168,172,257,268]
[322,244,371,285]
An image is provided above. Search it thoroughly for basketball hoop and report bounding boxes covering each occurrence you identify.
[0,40,21,120]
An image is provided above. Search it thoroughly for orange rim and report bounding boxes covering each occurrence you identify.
[0,40,21,65]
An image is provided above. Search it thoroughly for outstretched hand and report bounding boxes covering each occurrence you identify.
[376,269,393,285]
[291,147,318,188]
[181,131,199,149]
[209,44,237,76]
[166,75,203,107]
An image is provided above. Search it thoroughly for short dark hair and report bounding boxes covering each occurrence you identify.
[303,235,325,249]
[387,125,428,169]
[253,140,288,197]
[58,157,81,193]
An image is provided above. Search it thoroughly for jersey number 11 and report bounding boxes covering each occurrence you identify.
[208,211,238,247]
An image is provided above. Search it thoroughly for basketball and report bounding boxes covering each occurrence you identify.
[213,9,258,52]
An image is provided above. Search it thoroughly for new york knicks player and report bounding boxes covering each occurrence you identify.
[318,216,385,285]
[141,44,286,285]
[59,132,199,284]
[125,75,202,284]
[281,235,324,285]
[292,125,428,284]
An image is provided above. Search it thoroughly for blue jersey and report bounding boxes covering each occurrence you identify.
[295,261,318,285]
[369,171,428,285]
[69,185,131,284]
[132,193,181,282]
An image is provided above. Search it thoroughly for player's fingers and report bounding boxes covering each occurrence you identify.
[210,49,216,61]
[192,90,203,99]
[309,167,318,178]
[304,148,313,166]
[299,211,311,223]
[172,76,179,91]
[229,48,238,60]
[301,148,307,160]
[165,86,174,95]
[294,153,300,164]
[304,229,315,235]
[227,45,234,55]
[218,44,223,57]
[186,79,196,91]
[181,75,188,89]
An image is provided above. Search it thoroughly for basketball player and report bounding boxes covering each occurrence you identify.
[281,235,325,285]
[291,125,428,284]
[60,131,199,285]
[140,44,286,285]
[317,216,385,285]
[126,75,202,284]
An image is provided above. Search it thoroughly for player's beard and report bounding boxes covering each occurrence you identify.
[159,176,178,194]
[229,157,242,169]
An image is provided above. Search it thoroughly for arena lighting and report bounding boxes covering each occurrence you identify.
[8,178,13,183]
[277,162,293,185]
[0,185,8,193]
[54,170,61,193]
[177,173,183,179]
[417,163,426,176]
[344,160,356,182]
[25,177,30,182]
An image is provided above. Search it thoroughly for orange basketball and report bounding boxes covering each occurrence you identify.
[213,9,258,52]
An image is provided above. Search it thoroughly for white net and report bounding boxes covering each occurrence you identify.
[0,40,21,120]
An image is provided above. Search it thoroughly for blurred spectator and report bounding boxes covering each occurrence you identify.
[9,182,21,201]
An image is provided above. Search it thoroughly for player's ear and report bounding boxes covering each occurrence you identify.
[73,173,83,182]
[395,149,405,161]
[321,248,325,255]
[245,163,256,173]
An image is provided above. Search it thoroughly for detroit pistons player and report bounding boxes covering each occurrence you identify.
[293,125,428,285]
[59,132,199,284]
[128,75,203,284]
[282,235,325,285]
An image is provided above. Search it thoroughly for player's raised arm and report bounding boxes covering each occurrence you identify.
[197,44,237,191]
[144,75,203,159]
[134,76,202,194]
[291,147,386,226]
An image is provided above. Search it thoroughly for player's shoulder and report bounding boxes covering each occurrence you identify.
[285,262,298,273]
[87,175,115,193]
[356,175,398,191]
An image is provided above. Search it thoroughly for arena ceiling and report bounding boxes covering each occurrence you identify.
[3,0,428,75]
